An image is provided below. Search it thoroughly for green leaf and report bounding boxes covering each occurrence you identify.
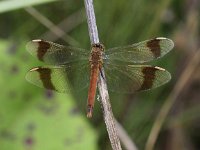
[0,0,58,14]
[0,40,98,150]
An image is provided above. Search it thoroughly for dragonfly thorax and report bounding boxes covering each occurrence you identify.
[89,43,104,67]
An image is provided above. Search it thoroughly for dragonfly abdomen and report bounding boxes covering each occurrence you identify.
[87,43,104,117]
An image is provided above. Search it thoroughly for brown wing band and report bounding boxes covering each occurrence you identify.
[147,39,161,58]
[37,41,50,61]
[139,67,157,90]
[36,68,56,90]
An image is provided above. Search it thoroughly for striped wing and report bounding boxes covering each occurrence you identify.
[26,62,90,93]
[104,37,174,64]
[104,64,171,93]
[26,39,90,65]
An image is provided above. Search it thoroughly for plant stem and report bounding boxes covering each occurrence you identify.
[84,0,122,149]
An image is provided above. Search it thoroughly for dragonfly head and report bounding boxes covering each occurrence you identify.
[91,43,105,52]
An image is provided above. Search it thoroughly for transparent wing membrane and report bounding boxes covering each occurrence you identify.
[26,61,90,93]
[26,39,90,65]
[26,38,173,94]
[104,37,174,64]
[104,64,171,93]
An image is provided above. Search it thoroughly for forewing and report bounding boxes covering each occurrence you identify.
[104,64,171,93]
[26,61,90,93]
[26,39,90,65]
[104,37,174,64]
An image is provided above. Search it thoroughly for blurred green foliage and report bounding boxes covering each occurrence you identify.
[0,0,199,150]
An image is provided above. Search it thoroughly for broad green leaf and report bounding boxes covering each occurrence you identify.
[0,40,98,150]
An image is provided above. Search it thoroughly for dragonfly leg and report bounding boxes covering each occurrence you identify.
[99,68,105,80]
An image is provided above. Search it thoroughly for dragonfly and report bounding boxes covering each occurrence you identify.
[26,37,174,118]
